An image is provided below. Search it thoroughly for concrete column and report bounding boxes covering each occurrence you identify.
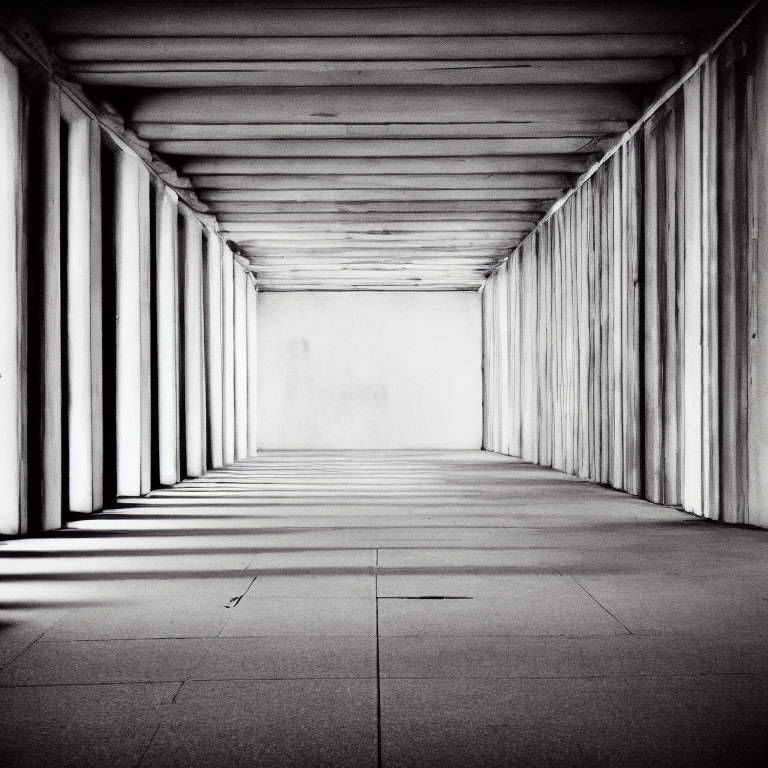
[234,264,248,459]
[681,71,704,517]
[182,212,206,476]
[748,6,768,528]
[115,151,146,497]
[88,119,104,511]
[221,249,236,464]
[63,108,101,513]
[0,52,24,535]
[246,279,259,456]
[498,262,510,455]
[41,83,63,530]
[204,231,224,468]
[155,186,181,485]
[138,166,152,494]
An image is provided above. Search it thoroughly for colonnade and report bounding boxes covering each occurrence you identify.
[0,51,257,535]
[482,8,768,528]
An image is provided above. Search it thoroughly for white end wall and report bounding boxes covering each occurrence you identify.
[257,291,481,449]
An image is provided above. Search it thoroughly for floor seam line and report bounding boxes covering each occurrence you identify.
[134,717,165,768]
[0,680,187,689]
[375,547,383,768]
[179,637,218,687]
[568,574,634,635]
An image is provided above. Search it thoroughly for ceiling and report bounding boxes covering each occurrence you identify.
[34,1,739,290]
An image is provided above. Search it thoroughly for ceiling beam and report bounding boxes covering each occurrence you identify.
[181,156,588,176]
[154,137,597,157]
[212,212,546,223]
[130,85,640,124]
[254,286,483,292]
[204,201,549,214]
[248,257,500,266]
[226,235,529,245]
[192,175,573,192]
[134,121,631,141]
[218,220,539,233]
[232,237,526,248]
[60,35,693,63]
[239,248,513,259]
[219,215,544,226]
[44,5,712,37]
[73,58,675,88]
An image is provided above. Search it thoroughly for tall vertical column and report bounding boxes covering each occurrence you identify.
[498,262,510,455]
[182,212,206,476]
[41,83,63,530]
[246,278,259,456]
[701,60,720,520]
[63,106,104,513]
[0,52,24,535]
[234,264,248,459]
[64,113,93,511]
[115,150,150,497]
[88,118,104,511]
[204,230,224,469]
[480,285,486,449]
[138,166,152,493]
[682,71,704,517]
[221,249,236,464]
[155,186,181,485]
[749,6,768,528]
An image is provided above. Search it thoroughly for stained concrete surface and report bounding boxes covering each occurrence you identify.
[1,450,767,767]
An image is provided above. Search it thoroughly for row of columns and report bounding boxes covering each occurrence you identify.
[117,156,259,498]
[480,9,768,528]
[0,49,258,535]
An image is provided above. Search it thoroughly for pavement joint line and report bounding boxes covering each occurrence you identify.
[174,637,218,690]
[135,716,165,768]
[568,574,634,635]
[375,548,383,768]
[0,680,186,688]
[1,672,765,689]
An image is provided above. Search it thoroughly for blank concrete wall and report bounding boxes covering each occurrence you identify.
[257,291,481,449]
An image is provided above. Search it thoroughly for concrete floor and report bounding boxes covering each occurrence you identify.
[1,450,768,767]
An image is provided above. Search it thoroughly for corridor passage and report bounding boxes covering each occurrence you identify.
[1,451,767,767]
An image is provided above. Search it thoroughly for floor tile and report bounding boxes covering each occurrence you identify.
[243,573,376,598]
[220,598,376,637]
[0,638,212,685]
[41,601,231,641]
[0,641,31,669]
[139,679,377,767]
[377,572,578,598]
[380,634,768,678]
[191,636,376,679]
[710,672,768,720]
[575,575,768,635]
[0,608,68,643]
[380,677,768,767]
[0,682,178,768]
[377,592,626,637]
[377,547,564,571]
[249,549,376,571]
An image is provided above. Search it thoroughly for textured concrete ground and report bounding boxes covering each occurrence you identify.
[1,451,768,767]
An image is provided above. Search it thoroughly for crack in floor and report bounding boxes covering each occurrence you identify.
[379,596,473,600]
[225,576,259,609]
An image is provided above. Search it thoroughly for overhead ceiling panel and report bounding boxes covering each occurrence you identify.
[38,1,737,290]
